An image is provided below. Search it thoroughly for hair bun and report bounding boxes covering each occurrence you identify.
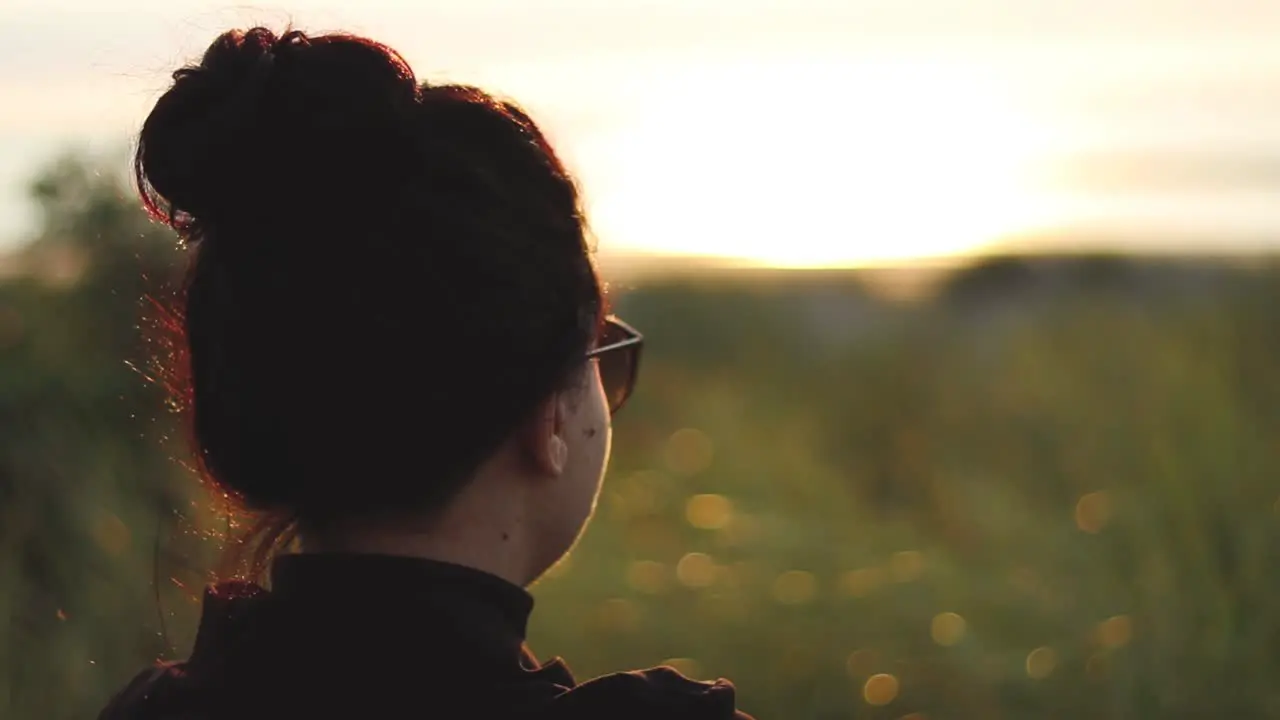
[136,27,294,228]
[136,27,419,237]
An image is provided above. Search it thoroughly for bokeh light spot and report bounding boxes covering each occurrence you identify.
[626,560,670,594]
[840,567,887,598]
[618,471,663,516]
[864,673,900,706]
[930,612,967,647]
[1025,646,1057,679]
[664,428,714,476]
[778,642,819,681]
[686,493,733,530]
[889,551,925,583]
[676,552,717,588]
[845,649,879,678]
[1097,614,1132,648]
[715,512,759,548]
[625,517,682,557]
[1075,491,1112,534]
[594,598,640,633]
[696,591,749,624]
[772,570,818,605]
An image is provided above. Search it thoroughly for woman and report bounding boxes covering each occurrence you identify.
[99,26,752,720]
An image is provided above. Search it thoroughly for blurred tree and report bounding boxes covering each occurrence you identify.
[937,254,1038,306]
[0,153,191,720]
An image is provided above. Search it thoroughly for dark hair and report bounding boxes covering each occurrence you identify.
[135,27,603,566]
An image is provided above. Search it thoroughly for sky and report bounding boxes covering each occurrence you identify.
[3,0,1280,267]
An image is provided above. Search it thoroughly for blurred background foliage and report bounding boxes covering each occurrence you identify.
[5,154,1280,719]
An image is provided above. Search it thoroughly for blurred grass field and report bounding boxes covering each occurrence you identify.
[5,156,1280,719]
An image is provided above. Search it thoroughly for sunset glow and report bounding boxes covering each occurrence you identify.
[574,59,1060,267]
[2,1,1280,265]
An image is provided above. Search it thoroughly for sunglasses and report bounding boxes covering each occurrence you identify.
[586,316,643,414]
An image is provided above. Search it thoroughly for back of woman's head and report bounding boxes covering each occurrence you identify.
[136,27,603,539]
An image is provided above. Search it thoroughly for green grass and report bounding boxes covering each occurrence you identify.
[7,155,1280,719]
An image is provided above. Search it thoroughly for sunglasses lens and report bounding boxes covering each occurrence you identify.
[596,322,638,414]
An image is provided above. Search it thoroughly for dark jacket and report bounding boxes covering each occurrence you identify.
[98,553,755,719]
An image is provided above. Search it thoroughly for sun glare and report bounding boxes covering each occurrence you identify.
[578,58,1060,268]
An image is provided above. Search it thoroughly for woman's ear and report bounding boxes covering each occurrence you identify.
[523,391,569,477]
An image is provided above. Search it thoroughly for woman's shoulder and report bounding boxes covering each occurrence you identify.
[542,665,755,720]
[96,662,193,720]
[97,660,755,720]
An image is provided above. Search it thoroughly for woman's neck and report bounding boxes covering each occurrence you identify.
[297,476,539,587]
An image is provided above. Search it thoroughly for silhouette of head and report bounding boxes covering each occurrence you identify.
[136,27,639,581]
